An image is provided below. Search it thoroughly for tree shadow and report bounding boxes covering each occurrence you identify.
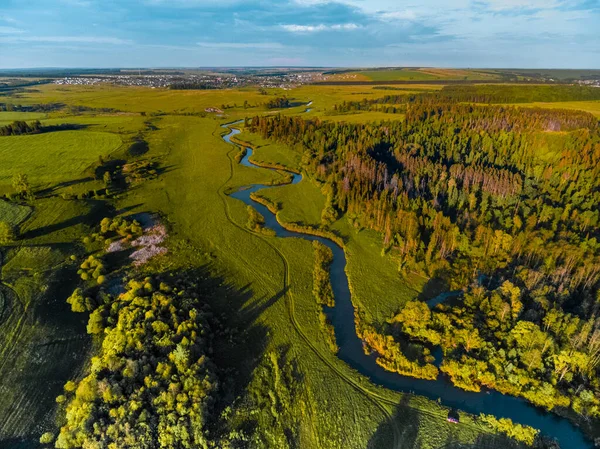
[368,395,420,449]
[36,176,95,197]
[0,437,44,449]
[467,432,526,449]
[0,264,92,448]
[368,396,532,449]
[21,199,111,240]
[153,265,281,438]
[417,276,449,302]
[42,123,89,132]
[127,139,149,157]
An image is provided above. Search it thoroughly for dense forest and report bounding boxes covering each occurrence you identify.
[332,85,600,114]
[248,99,600,418]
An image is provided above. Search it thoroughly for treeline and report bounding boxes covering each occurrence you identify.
[265,96,290,109]
[312,241,334,307]
[312,241,338,353]
[247,102,600,417]
[332,100,405,115]
[169,82,218,90]
[480,414,539,446]
[0,102,63,112]
[438,84,600,103]
[406,102,598,132]
[0,120,42,136]
[333,99,598,132]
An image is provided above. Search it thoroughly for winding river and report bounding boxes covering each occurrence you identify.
[221,119,592,449]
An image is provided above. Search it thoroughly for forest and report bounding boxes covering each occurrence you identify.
[248,98,600,418]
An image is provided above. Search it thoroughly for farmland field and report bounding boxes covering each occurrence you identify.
[329,68,501,82]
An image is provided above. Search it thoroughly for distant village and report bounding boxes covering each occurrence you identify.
[577,79,600,88]
[53,71,327,89]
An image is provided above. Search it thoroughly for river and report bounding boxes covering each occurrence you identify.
[221,119,592,449]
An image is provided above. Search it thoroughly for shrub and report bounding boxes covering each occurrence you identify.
[39,432,54,444]
[64,380,77,392]
[66,288,87,313]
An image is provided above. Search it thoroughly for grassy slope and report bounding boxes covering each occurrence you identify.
[0,112,47,126]
[0,131,121,188]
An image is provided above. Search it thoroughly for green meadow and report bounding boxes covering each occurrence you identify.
[0,131,122,188]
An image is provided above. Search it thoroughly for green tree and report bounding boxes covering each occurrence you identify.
[39,432,54,445]
[103,171,112,187]
[12,173,31,198]
[0,221,16,244]
[87,308,104,334]
[66,288,87,313]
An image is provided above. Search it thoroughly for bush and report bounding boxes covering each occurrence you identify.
[64,380,77,392]
[39,432,54,444]
[66,288,87,313]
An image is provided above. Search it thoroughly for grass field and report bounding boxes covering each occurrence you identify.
[0,112,48,126]
[359,70,441,81]
[235,131,303,171]
[509,100,600,117]
[329,68,501,82]
[0,130,122,189]
[0,83,536,448]
[0,200,31,227]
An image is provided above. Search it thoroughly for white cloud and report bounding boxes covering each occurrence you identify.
[197,41,285,49]
[378,10,418,21]
[281,23,360,32]
[59,0,93,6]
[0,36,132,44]
[480,0,564,10]
[0,26,24,34]
[0,16,18,24]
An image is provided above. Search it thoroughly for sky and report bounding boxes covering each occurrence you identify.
[0,0,599,69]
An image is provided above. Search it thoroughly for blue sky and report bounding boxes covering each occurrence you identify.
[0,0,598,68]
